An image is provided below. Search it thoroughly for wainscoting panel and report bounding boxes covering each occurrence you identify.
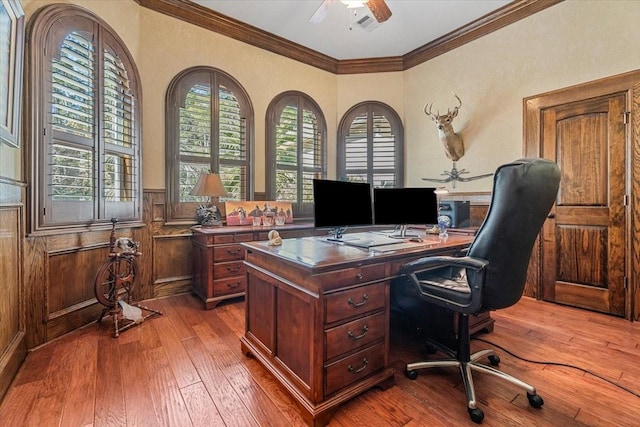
[0,180,26,400]
[152,234,193,298]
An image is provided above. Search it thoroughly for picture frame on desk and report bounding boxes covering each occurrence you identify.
[0,0,25,148]
[225,201,293,226]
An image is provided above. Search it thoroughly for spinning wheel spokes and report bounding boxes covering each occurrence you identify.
[94,257,137,307]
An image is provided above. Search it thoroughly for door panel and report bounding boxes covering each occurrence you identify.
[541,94,626,316]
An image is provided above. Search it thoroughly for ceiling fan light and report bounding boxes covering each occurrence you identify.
[340,0,368,8]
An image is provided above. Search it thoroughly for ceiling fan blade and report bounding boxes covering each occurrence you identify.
[310,0,337,24]
[367,0,392,23]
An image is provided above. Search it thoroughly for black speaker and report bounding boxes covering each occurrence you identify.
[439,200,470,228]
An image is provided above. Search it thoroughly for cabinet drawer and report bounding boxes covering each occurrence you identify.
[213,233,254,244]
[313,263,386,291]
[325,282,386,324]
[324,342,385,396]
[214,244,246,262]
[213,277,245,296]
[213,260,245,279]
[325,311,386,361]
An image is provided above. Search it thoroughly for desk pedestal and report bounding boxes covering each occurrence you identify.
[240,236,474,426]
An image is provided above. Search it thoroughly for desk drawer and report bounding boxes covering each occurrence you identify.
[314,263,386,292]
[325,282,386,324]
[325,311,385,361]
[324,342,385,396]
[213,277,245,296]
[213,260,245,279]
[214,244,246,262]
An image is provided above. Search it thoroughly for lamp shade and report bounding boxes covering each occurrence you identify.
[190,173,228,197]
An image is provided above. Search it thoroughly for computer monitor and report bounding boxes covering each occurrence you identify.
[373,187,438,238]
[312,179,373,240]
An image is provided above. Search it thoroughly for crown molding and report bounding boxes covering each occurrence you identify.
[134,0,563,75]
[403,0,563,69]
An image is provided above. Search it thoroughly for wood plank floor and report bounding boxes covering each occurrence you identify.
[1,294,639,426]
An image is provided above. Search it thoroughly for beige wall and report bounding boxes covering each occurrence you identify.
[14,0,640,195]
[401,0,640,191]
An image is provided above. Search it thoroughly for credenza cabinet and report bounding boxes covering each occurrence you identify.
[190,224,318,309]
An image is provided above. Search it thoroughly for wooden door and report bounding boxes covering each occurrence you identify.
[540,94,627,316]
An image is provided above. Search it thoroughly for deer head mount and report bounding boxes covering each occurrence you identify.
[424,94,465,162]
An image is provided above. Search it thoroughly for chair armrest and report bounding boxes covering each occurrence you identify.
[400,255,488,275]
[400,255,489,314]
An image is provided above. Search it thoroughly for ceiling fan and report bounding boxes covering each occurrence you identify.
[310,0,392,25]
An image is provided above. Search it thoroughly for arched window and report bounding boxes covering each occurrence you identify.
[166,67,253,222]
[266,91,326,217]
[27,4,142,232]
[338,101,404,187]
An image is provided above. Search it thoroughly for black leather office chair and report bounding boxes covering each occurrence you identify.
[392,158,560,423]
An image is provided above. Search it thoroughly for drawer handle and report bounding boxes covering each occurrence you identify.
[226,266,241,273]
[347,358,368,374]
[227,249,241,255]
[347,294,369,308]
[356,273,363,280]
[227,282,241,289]
[347,325,369,340]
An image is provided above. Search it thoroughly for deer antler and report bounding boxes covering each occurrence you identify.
[423,103,437,122]
[450,93,462,118]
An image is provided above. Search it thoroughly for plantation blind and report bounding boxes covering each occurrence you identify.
[169,68,252,221]
[339,102,404,188]
[268,92,326,217]
[38,9,141,230]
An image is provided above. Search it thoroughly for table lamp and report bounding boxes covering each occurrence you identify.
[190,172,228,226]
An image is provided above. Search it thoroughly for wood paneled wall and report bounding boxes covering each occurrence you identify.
[13,188,503,353]
[21,189,195,349]
[0,179,26,400]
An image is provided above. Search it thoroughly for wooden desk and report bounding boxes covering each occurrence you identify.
[240,233,475,426]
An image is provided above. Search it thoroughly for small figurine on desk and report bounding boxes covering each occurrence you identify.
[196,204,222,226]
[268,230,283,246]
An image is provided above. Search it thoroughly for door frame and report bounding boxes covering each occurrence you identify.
[523,69,640,320]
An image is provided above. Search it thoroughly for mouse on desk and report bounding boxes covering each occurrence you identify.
[409,237,423,243]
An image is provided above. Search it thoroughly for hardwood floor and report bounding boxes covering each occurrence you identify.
[1,294,639,426]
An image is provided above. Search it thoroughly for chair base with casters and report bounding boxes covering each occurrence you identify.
[403,313,543,424]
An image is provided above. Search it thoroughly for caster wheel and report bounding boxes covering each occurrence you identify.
[488,355,500,366]
[468,407,484,423]
[527,393,544,408]
[405,369,418,380]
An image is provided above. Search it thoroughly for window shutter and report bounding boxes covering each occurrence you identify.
[103,47,137,205]
[275,105,298,202]
[301,109,321,204]
[371,113,397,187]
[48,30,95,223]
[344,112,369,182]
[179,83,212,203]
[218,84,247,201]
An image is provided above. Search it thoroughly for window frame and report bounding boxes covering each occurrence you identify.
[165,66,254,223]
[266,91,327,218]
[337,101,404,187]
[26,4,143,234]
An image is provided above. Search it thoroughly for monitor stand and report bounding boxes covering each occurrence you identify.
[326,227,359,243]
[389,224,420,239]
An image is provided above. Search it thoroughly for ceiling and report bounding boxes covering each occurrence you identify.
[190,0,512,60]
